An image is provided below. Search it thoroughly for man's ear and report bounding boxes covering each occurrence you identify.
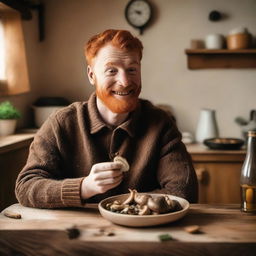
[87,65,95,85]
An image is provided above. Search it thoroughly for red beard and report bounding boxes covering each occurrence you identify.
[95,85,141,114]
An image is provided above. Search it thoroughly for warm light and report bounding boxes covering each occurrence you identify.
[0,20,6,80]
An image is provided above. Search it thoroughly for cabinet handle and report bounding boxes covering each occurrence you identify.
[195,168,208,184]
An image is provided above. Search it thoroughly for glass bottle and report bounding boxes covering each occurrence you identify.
[240,131,256,212]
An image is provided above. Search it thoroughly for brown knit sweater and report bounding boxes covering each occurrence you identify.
[15,93,198,208]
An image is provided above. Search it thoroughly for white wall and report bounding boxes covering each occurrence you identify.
[2,0,256,137]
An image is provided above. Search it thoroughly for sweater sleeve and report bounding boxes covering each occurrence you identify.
[15,115,85,208]
[150,120,198,203]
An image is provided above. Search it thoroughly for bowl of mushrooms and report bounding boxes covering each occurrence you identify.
[98,189,190,227]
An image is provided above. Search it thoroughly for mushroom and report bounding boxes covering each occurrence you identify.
[120,206,130,214]
[172,200,183,212]
[138,205,151,215]
[134,194,152,206]
[110,203,126,211]
[105,189,183,216]
[123,189,137,205]
[114,156,130,172]
[113,200,122,205]
[164,196,183,212]
[147,196,170,214]
[164,196,176,210]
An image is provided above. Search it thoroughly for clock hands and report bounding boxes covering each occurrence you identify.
[125,0,153,35]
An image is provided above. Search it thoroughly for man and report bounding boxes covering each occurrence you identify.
[15,29,198,208]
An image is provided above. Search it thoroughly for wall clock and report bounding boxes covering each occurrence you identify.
[125,0,152,35]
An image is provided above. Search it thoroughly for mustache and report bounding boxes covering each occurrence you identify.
[112,84,138,90]
[95,85,141,114]
[111,84,141,93]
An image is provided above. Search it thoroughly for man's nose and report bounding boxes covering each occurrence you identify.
[118,71,130,87]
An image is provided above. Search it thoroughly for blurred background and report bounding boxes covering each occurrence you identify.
[1,0,256,138]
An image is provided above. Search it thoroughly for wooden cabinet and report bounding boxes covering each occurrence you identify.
[187,144,246,204]
[0,134,34,211]
[185,49,256,69]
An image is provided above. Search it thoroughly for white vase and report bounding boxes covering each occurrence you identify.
[205,34,224,49]
[0,119,17,136]
[195,109,219,143]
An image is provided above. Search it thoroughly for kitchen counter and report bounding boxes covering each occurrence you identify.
[0,131,247,156]
[186,143,246,162]
[0,132,35,154]
[0,132,36,211]
[0,203,255,255]
[186,143,246,154]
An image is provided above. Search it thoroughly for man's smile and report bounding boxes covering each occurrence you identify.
[112,90,133,96]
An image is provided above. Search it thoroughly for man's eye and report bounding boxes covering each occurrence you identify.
[106,68,117,74]
[127,67,137,73]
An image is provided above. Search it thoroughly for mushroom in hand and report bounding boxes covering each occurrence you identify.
[114,156,130,172]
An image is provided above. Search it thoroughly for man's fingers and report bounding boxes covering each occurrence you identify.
[100,180,123,193]
[92,162,123,172]
[97,174,123,186]
[95,170,123,180]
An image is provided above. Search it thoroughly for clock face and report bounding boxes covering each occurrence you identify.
[125,0,152,29]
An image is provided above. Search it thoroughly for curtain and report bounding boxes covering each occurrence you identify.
[0,2,30,96]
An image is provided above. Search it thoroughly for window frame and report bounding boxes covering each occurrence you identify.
[0,2,30,96]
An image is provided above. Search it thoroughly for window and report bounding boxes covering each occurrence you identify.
[0,19,6,81]
[0,3,30,96]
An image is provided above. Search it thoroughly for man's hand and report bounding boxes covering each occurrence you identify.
[81,162,124,199]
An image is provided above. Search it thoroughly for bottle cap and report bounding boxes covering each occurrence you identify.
[248,131,256,137]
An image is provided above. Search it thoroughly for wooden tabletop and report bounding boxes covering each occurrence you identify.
[0,204,255,256]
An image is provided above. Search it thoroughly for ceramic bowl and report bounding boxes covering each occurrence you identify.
[226,33,252,50]
[98,193,190,227]
[204,137,244,150]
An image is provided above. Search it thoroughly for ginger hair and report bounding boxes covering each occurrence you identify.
[85,29,143,65]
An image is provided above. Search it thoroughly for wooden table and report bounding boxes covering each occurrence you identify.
[0,204,255,256]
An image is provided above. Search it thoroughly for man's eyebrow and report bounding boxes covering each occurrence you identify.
[129,61,140,65]
[105,62,116,67]
[105,61,140,67]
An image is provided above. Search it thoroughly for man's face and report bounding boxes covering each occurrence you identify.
[87,44,141,113]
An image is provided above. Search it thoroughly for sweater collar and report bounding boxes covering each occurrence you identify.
[87,92,141,137]
[118,103,141,137]
[88,92,107,134]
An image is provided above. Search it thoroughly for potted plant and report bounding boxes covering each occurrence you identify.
[0,101,21,136]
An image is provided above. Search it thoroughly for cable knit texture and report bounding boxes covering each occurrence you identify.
[15,93,198,208]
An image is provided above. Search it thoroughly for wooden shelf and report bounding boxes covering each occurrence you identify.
[185,49,256,69]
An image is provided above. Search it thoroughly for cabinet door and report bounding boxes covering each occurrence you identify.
[0,147,29,211]
[194,162,242,204]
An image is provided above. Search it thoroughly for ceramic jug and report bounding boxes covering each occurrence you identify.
[195,109,219,143]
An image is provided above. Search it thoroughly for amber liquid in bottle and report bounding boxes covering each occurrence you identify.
[240,185,256,212]
[240,131,256,213]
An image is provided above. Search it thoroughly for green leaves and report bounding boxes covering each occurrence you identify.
[0,101,21,119]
